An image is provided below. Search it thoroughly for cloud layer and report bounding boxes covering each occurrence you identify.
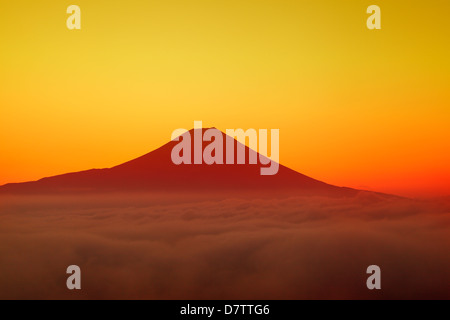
[0,193,449,299]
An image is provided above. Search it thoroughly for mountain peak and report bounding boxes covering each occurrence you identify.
[0,128,358,197]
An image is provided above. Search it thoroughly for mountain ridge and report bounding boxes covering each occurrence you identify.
[0,128,365,197]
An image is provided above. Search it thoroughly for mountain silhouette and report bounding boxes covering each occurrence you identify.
[0,128,359,197]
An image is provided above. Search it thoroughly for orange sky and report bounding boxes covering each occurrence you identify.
[0,0,449,197]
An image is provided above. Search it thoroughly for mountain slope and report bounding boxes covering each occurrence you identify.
[0,128,358,196]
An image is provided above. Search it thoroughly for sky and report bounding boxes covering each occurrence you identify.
[0,0,449,197]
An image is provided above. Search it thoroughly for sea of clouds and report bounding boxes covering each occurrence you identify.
[0,193,449,299]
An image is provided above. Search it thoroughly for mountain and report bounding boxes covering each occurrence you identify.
[0,128,359,197]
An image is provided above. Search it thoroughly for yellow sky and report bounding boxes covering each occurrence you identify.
[1,0,449,197]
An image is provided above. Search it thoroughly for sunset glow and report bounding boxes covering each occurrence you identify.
[1,0,449,197]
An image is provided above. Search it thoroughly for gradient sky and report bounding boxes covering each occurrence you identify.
[1,0,449,197]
